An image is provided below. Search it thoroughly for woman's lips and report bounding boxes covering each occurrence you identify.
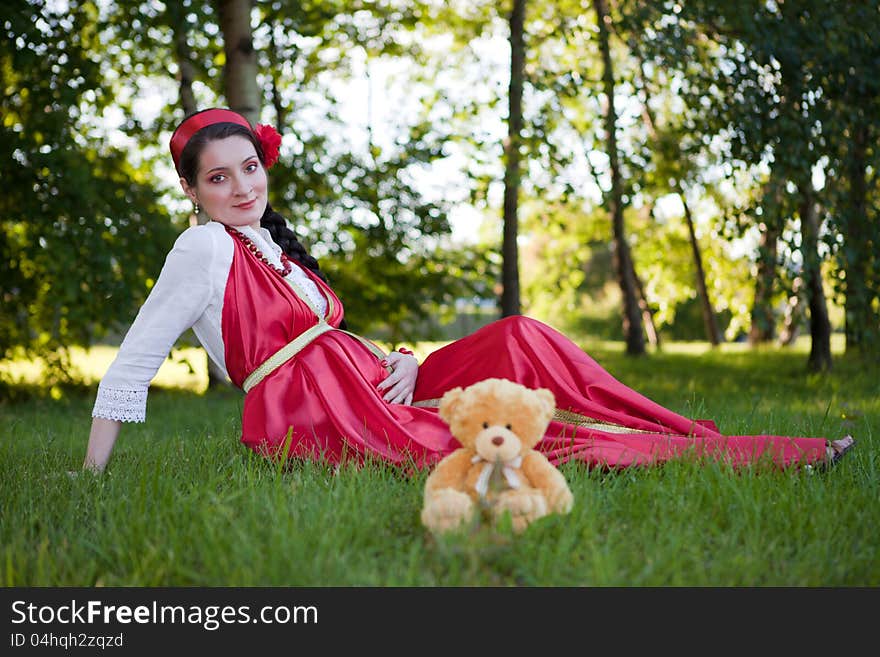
[235,199,256,210]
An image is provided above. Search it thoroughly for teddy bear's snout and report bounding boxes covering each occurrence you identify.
[475,427,520,463]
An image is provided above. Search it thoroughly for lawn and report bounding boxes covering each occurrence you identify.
[1,336,877,586]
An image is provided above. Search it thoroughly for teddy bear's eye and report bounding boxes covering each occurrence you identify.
[506,423,512,430]
[482,421,489,429]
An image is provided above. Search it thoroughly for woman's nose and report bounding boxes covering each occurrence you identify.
[232,176,252,195]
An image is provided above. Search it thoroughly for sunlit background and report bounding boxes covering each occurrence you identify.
[2,0,878,390]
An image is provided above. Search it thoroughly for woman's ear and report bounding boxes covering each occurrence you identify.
[180,178,197,205]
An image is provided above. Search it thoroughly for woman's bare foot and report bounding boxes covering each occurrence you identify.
[825,435,856,466]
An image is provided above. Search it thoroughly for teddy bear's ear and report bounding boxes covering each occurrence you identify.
[535,388,556,423]
[438,387,464,424]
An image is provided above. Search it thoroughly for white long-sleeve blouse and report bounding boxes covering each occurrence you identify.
[91,220,327,423]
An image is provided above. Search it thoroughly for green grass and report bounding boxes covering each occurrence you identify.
[1,337,877,586]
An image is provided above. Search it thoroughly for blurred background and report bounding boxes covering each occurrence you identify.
[2,0,878,393]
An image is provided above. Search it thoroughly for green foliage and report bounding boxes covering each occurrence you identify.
[519,199,608,327]
[0,0,178,383]
[632,0,879,353]
[250,2,491,336]
[251,3,491,335]
[267,119,469,336]
[519,194,752,341]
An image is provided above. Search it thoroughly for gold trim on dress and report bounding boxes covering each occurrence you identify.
[242,322,334,393]
[242,269,390,393]
[411,399,661,435]
[336,329,388,361]
[551,407,660,435]
[242,323,390,393]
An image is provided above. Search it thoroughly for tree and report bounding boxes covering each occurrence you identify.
[216,0,260,124]
[593,0,644,355]
[500,0,526,317]
[798,183,832,371]
[813,1,880,358]
[248,1,482,336]
[0,0,177,387]
[627,32,720,345]
[640,0,844,370]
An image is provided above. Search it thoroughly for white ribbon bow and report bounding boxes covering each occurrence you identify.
[472,454,523,497]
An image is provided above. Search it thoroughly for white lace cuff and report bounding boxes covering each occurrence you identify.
[92,386,148,423]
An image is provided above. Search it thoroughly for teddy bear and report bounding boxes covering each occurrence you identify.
[421,377,574,534]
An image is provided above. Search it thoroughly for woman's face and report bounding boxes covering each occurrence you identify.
[181,135,268,229]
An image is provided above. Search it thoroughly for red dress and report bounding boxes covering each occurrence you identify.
[221,234,828,469]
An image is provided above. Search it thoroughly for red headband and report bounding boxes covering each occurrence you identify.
[169,108,282,174]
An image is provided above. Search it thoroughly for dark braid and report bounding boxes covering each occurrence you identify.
[260,205,328,283]
[262,206,348,329]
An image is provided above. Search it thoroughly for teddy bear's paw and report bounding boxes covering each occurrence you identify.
[510,515,531,534]
[548,486,574,514]
[421,489,474,533]
[494,489,548,521]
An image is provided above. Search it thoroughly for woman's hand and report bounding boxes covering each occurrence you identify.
[376,351,419,405]
[82,417,121,473]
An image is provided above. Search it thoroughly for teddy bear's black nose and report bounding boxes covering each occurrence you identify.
[492,436,504,446]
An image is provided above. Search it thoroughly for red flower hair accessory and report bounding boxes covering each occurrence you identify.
[254,123,282,169]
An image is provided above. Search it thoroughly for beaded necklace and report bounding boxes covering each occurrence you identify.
[225,225,293,278]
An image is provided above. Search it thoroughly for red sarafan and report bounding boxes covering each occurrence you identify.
[221,227,830,471]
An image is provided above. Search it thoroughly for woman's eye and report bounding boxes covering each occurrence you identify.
[209,174,226,184]
[245,162,258,173]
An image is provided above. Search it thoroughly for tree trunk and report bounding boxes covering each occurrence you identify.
[799,184,832,372]
[771,39,831,371]
[500,0,525,318]
[629,41,704,348]
[778,276,804,346]
[173,26,197,115]
[632,261,660,349]
[681,193,721,345]
[268,27,288,132]
[216,0,259,125]
[594,0,644,355]
[748,221,779,344]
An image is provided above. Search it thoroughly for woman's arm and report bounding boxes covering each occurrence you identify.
[86,225,222,471]
[83,417,122,472]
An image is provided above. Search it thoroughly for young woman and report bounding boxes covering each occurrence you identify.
[84,108,854,473]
